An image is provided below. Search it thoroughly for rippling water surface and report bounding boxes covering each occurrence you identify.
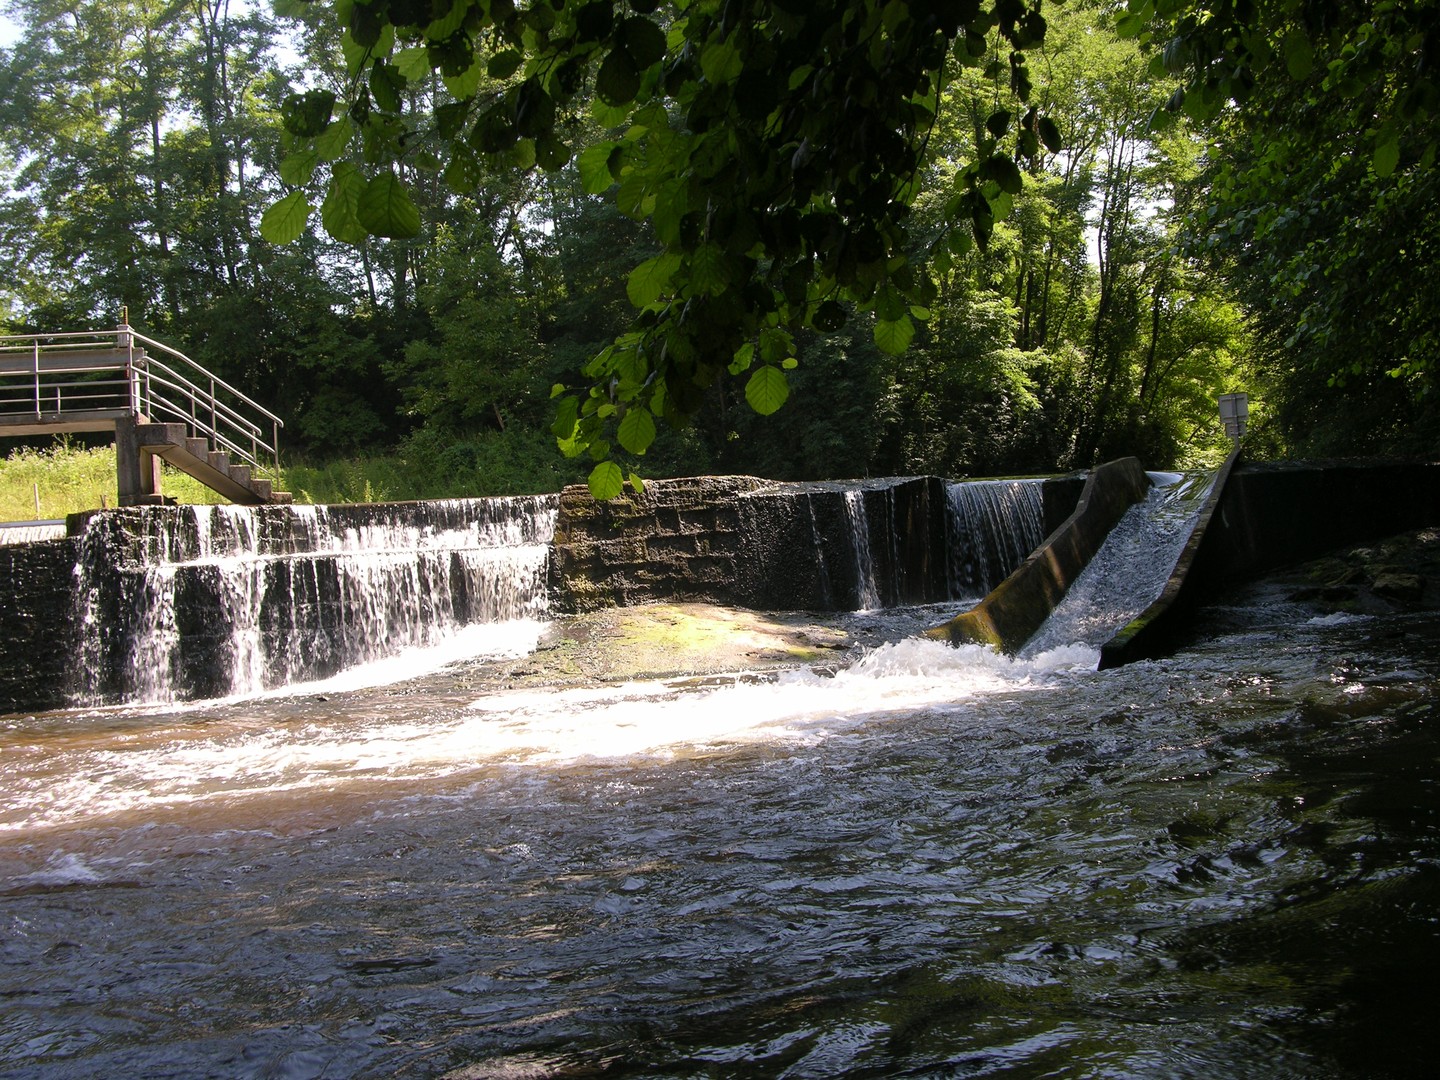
[3,591,1438,1078]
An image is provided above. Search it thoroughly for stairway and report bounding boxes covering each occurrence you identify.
[3,324,289,507]
[134,423,291,505]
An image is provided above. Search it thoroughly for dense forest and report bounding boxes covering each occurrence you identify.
[1,0,1436,499]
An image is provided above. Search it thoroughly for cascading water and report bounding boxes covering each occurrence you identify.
[1021,471,1215,656]
[69,497,558,705]
[842,489,882,610]
[5,477,1438,1077]
[944,478,1046,596]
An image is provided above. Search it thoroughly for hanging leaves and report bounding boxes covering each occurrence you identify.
[356,170,421,238]
[259,190,311,244]
[745,366,790,415]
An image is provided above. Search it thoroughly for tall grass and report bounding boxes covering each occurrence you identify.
[0,443,226,520]
[2,427,595,520]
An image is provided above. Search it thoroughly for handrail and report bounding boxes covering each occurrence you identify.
[0,324,285,484]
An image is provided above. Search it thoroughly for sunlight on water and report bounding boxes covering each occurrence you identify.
[1,636,1097,834]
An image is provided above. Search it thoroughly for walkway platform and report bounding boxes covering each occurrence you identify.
[0,326,287,505]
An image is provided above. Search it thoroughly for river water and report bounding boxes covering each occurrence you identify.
[3,579,1438,1078]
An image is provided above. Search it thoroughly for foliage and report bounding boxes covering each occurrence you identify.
[1,0,1320,505]
[0,442,227,519]
[1129,0,1440,454]
[268,0,1063,490]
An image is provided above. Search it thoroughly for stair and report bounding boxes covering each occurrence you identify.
[136,422,289,505]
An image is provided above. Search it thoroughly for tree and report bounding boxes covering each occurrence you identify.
[268,0,1060,495]
[1130,0,1440,454]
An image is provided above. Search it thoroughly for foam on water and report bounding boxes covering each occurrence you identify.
[1,635,1098,833]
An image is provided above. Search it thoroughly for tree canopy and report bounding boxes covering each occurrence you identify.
[7,0,1429,499]
[267,0,1062,495]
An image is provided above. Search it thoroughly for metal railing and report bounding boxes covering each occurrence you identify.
[0,324,284,483]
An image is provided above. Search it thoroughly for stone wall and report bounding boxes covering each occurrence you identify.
[0,538,81,715]
[551,476,766,610]
[550,475,965,613]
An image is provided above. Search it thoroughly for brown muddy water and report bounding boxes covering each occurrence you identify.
[2,580,1438,1077]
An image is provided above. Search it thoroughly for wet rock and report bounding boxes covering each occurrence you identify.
[1373,571,1424,601]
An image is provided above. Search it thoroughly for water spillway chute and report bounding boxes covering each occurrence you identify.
[926,457,1234,663]
[1019,469,1220,658]
[925,458,1153,653]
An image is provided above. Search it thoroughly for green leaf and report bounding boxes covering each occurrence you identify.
[1038,116,1062,152]
[728,341,755,375]
[596,49,642,106]
[812,299,846,331]
[425,3,468,40]
[745,366,789,415]
[315,118,353,161]
[700,38,743,84]
[874,314,915,355]
[443,57,485,100]
[689,243,730,293]
[280,89,336,137]
[588,461,624,500]
[1374,135,1401,177]
[356,171,421,238]
[1283,30,1314,81]
[551,395,579,439]
[980,155,1024,195]
[620,16,667,69]
[759,326,794,364]
[370,62,404,113]
[260,191,311,244]
[627,471,646,495]
[617,407,657,455]
[535,134,571,171]
[578,142,621,194]
[488,49,523,80]
[394,44,431,81]
[278,150,319,186]
[626,253,682,306]
[874,283,907,322]
[321,162,368,244]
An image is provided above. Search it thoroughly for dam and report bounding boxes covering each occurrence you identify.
[1,460,1439,1077]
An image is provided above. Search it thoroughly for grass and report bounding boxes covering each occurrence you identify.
[0,443,230,521]
[1,428,592,520]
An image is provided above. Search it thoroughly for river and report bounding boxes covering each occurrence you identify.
[3,557,1438,1078]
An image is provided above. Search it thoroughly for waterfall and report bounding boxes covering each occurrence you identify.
[945,479,1045,596]
[70,497,559,706]
[843,490,881,610]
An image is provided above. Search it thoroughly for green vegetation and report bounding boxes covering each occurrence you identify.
[0,444,225,520]
[1,1,1433,515]
[1,430,593,517]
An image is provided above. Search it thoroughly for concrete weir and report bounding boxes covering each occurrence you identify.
[5,458,1440,713]
[923,457,1152,654]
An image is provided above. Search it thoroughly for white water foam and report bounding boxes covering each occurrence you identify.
[1021,472,1215,657]
[70,498,558,706]
[3,637,1098,833]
